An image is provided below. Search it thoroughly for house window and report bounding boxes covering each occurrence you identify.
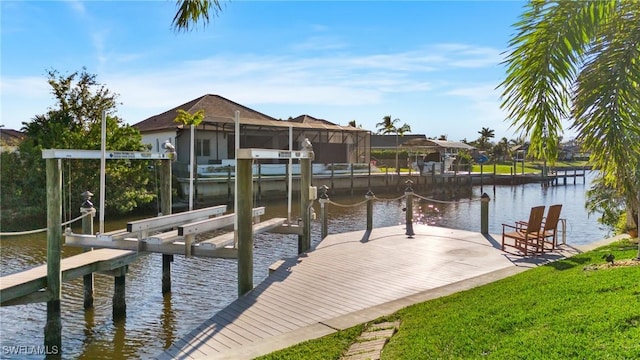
[196,139,210,156]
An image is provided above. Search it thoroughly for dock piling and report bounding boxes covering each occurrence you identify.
[319,185,329,240]
[366,189,374,232]
[237,157,254,296]
[45,158,62,355]
[405,180,415,238]
[159,159,173,294]
[481,193,491,234]
[299,155,312,254]
[81,191,95,309]
[112,267,127,320]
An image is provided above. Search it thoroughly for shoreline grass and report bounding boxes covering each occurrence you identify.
[257,238,639,360]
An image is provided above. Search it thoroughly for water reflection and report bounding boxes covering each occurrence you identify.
[0,173,608,359]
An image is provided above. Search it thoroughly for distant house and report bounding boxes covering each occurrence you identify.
[132,94,370,177]
[370,134,428,152]
[559,140,590,161]
[0,128,25,153]
[400,138,476,161]
[400,138,476,172]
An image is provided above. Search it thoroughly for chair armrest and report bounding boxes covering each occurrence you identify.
[502,223,520,231]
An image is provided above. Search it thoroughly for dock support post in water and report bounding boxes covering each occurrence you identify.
[480,193,491,234]
[299,153,312,254]
[237,157,254,296]
[366,189,374,232]
[319,185,329,240]
[405,180,415,238]
[44,158,62,357]
[81,191,96,309]
[112,267,127,320]
[236,145,314,296]
[159,159,173,294]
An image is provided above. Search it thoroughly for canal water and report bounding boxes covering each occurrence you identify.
[0,171,610,359]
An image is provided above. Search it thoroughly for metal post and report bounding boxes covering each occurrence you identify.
[258,163,262,201]
[81,191,95,309]
[45,158,62,355]
[237,158,254,296]
[480,192,491,234]
[227,165,232,204]
[405,180,415,237]
[366,189,374,232]
[319,185,329,240]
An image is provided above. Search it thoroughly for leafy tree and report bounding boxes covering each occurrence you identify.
[2,69,154,231]
[500,0,639,233]
[493,137,510,162]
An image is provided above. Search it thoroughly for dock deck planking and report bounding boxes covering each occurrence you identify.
[160,223,576,359]
[1,249,136,305]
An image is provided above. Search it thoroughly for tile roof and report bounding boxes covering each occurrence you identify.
[371,134,427,148]
[132,94,367,133]
[0,128,25,146]
[132,94,277,132]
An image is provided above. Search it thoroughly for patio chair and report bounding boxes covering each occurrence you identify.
[540,204,563,250]
[502,205,546,256]
[515,204,563,251]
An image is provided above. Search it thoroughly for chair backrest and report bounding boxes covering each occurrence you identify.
[543,204,563,231]
[525,206,546,233]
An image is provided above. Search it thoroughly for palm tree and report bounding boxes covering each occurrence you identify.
[493,137,510,162]
[476,127,495,152]
[174,109,205,210]
[172,0,223,32]
[375,115,412,174]
[500,1,639,238]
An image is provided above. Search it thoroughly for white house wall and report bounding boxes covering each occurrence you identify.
[141,131,177,152]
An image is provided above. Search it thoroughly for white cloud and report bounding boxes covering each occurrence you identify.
[2,41,506,137]
[66,0,87,18]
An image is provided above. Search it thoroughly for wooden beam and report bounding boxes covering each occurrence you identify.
[178,207,265,236]
[1,249,137,306]
[199,218,287,249]
[127,205,226,233]
[1,290,51,307]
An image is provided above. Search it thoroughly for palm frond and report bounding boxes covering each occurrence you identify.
[499,0,606,162]
[172,0,223,32]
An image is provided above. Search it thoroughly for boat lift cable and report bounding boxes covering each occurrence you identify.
[0,211,92,237]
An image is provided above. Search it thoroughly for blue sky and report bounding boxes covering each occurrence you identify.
[1,0,548,142]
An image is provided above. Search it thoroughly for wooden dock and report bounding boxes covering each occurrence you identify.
[158,224,581,360]
[0,248,137,306]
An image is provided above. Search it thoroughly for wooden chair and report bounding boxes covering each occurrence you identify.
[502,205,546,256]
[540,204,563,250]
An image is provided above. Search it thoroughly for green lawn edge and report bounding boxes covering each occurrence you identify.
[257,238,639,360]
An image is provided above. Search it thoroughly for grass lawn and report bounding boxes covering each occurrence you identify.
[471,163,539,174]
[257,238,640,360]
